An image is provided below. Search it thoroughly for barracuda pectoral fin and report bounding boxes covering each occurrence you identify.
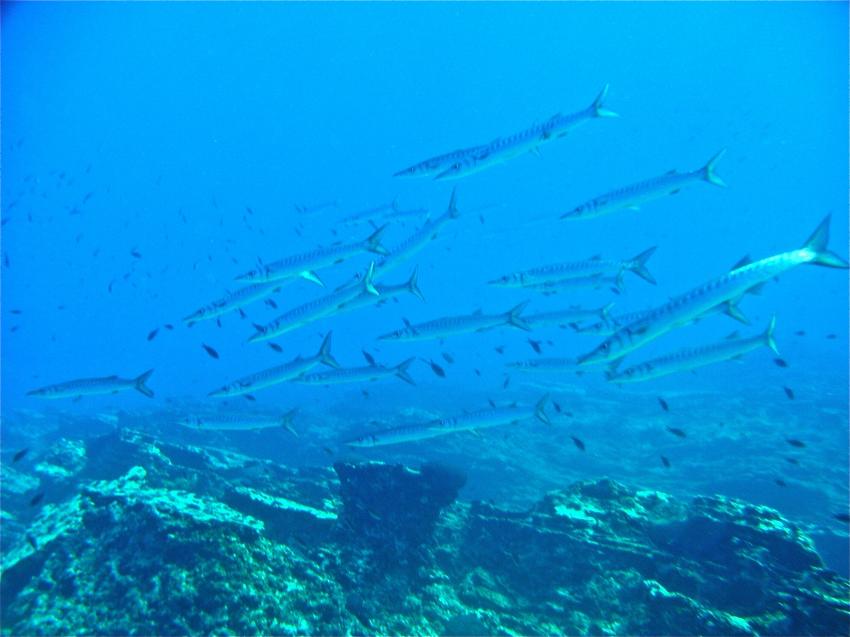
[722,298,750,324]
[764,316,779,355]
[362,262,379,296]
[534,394,551,425]
[299,271,325,286]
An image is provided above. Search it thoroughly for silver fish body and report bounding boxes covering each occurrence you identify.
[294,358,415,386]
[28,370,154,399]
[380,302,530,342]
[183,281,284,324]
[178,409,297,431]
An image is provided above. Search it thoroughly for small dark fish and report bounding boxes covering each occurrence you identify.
[826,333,837,340]
[660,456,671,468]
[441,352,455,364]
[783,386,795,400]
[362,350,376,366]
[216,318,222,328]
[164,323,174,330]
[147,328,159,341]
[528,338,542,354]
[244,394,256,401]
[268,343,283,353]
[3,254,9,268]
[784,457,799,465]
[785,438,806,448]
[202,343,220,359]
[264,298,278,309]
[246,206,254,215]
[488,398,496,408]
[570,436,585,451]
[658,397,669,412]
[29,493,44,507]
[502,375,510,389]
[773,358,788,368]
[666,426,686,438]
[774,478,787,488]
[794,330,806,336]
[553,401,562,413]
[494,346,505,355]
[10,326,19,333]
[474,368,481,377]
[108,280,115,293]
[361,389,370,398]
[426,359,446,378]
[130,249,142,259]
[82,191,95,203]
[10,309,22,315]
[13,448,28,463]
[833,513,850,523]
[238,308,247,319]
[565,411,574,418]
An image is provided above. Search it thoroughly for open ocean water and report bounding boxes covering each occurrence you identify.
[1,2,848,635]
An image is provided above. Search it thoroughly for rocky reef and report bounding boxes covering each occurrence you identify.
[1,428,848,635]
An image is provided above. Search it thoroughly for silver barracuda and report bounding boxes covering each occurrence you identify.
[525,272,625,296]
[183,280,286,325]
[374,189,459,279]
[338,267,425,312]
[434,85,618,180]
[394,145,487,178]
[28,369,154,400]
[489,247,656,288]
[379,302,530,342]
[522,303,613,329]
[506,358,582,373]
[577,215,848,365]
[608,317,779,384]
[345,395,550,447]
[248,264,378,343]
[209,332,339,397]
[561,150,726,220]
[178,409,298,432]
[294,357,415,386]
[235,225,389,285]
[337,200,400,226]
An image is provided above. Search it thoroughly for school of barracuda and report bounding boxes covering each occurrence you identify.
[27,84,849,446]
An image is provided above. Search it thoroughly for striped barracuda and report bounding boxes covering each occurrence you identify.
[379,301,530,342]
[374,189,459,279]
[294,357,415,386]
[577,215,848,365]
[561,150,727,220]
[28,369,154,399]
[235,225,388,285]
[209,333,339,397]
[394,145,487,178]
[507,358,582,373]
[178,409,298,432]
[434,85,618,180]
[525,272,625,296]
[523,303,613,329]
[248,264,378,343]
[608,318,779,384]
[337,200,400,226]
[338,267,425,312]
[345,395,550,447]
[489,247,656,288]
[183,280,286,325]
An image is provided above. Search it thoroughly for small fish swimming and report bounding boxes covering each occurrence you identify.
[785,438,806,448]
[346,394,550,447]
[666,426,686,438]
[13,449,28,463]
[660,456,671,468]
[773,358,788,368]
[147,328,159,341]
[268,343,283,353]
[607,318,779,384]
[658,397,669,412]
[441,352,455,364]
[578,215,848,365]
[178,409,297,433]
[379,302,530,342]
[561,150,726,220]
[424,359,446,378]
[28,369,154,399]
[208,333,338,397]
[570,436,586,451]
[202,344,220,359]
[489,248,656,289]
[783,386,795,400]
[29,493,45,507]
[294,357,416,386]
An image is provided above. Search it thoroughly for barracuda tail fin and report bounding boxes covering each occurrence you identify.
[506,301,531,331]
[365,224,390,256]
[600,302,615,320]
[406,267,425,302]
[534,394,552,425]
[134,369,155,398]
[702,149,727,187]
[394,358,417,385]
[628,246,657,284]
[281,409,299,436]
[591,84,618,118]
[803,214,849,268]
[318,332,340,369]
[447,187,460,219]
[763,316,779,355]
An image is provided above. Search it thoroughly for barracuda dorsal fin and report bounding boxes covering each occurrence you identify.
[402,317,412,328]
[731,255,752,271]
[725,331,741,340]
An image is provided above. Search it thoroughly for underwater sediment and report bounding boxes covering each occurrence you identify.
[1,428,848,636]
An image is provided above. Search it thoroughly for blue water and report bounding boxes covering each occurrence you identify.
[2,0,849,623]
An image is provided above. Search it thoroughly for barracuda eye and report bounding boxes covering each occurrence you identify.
[600,342,610,352]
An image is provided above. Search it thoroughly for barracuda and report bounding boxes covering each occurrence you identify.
[577,215,848,365]
[235,225,388,285]
[561,150,726,220]
[294,357,415,386]
[434,85,618,180]
[182,280,286,325]
[506,358,582,373]
[608,318,779,384]
[489,247,656,288]
[393,145,487,178]
[28,370,154,399]
[178,409,298,432]
[338,267,425,312]
[209,332,339,397]
[345,395,550,447]
[522,303,613,329]
[379,301,530,342]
